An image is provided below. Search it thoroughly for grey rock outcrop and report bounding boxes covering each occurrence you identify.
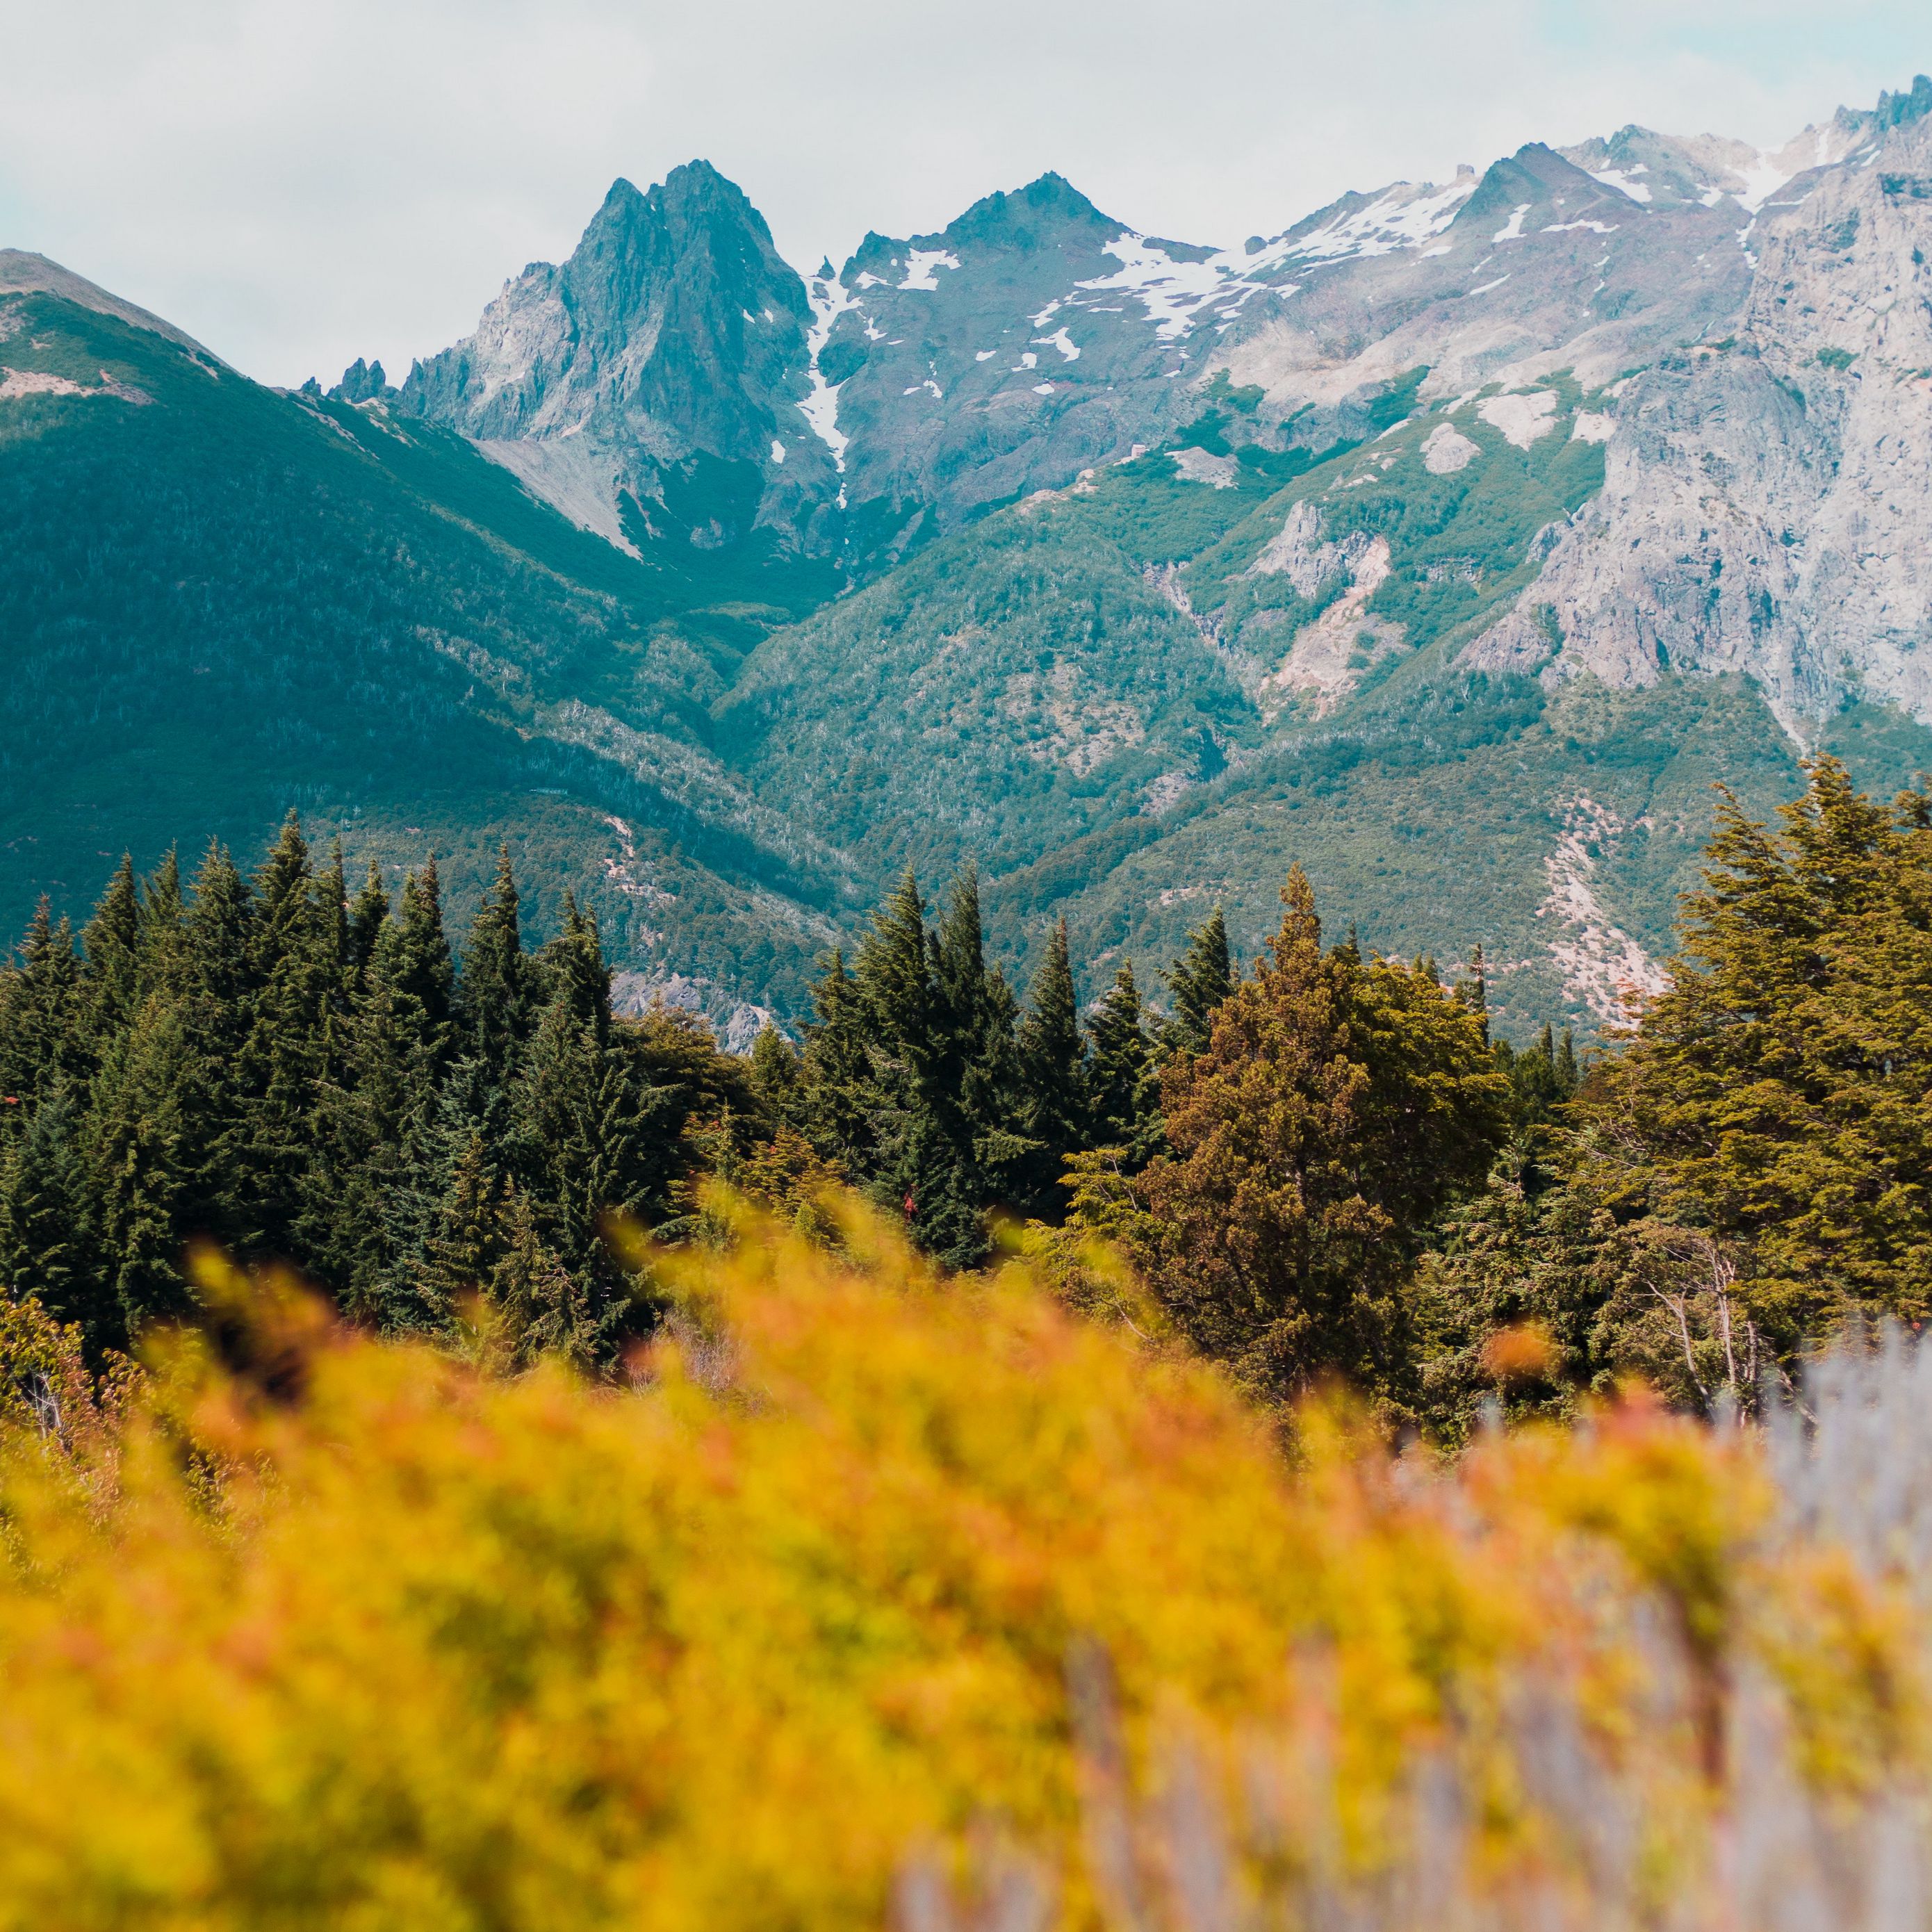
[1466,83,1932,731]
[398,161,836,553]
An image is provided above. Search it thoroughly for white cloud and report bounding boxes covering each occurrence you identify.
[0,0,1924,386]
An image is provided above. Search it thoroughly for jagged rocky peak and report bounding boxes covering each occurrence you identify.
[328,357,391,404]
[393,158,836,557]
[840,172,1127,292]
[810,170,1200,530]
[1446,140,1637,240]
[400,158,810,452]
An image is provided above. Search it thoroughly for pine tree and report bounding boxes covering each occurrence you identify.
[414,1131,516,1320]
[1585,759,1932,1341]
[136,850,189,1001]
[855,873,935,1065]
[347,860,388,975]
[748,1025,803,1125]
[482,1184,596,1372]
[798,951,877,1171]
[1161,908,1234,1058]
[378,858,457,1067]
[1086,963,1161,1168]
[1016,920,1086,1213]
[537,893,609,1046]
[461,846,532,1088]
[505,906,668,1349]
[79,856,141,1049]
[229,814,339,1256]
[83,990,208,1336]
[184,842,254,1011]
[0,901,84,1108]
[0,1084,106,1345]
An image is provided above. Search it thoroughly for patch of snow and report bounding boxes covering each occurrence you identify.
[1032,382,1055,395]
[1035,327,1080,361]
[769,439,785,464]
[1169,446,1238,488]
[798,269,858,501]
[1029,297,1063,327]
[1014,351,1038,370]
[975,348,995,361]
[853,271,885,289]
[1478,389,1559,448]
[1067,177,1477,343]
[1466,274,1512,297]
[1727,153,1793,212]
[1491,202,1532,243]
[1420,243,1452,258]
[1272,175,1480,267]
[1591,167,1653,204]
[1543,219,1619,235]
[898,249,960,291]
[1421,422,1480,474]
[1570,411,1616,444]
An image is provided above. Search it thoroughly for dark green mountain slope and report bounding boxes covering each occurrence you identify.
[0,274,846,1020]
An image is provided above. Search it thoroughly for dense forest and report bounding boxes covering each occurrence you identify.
[0,756,1926,1438]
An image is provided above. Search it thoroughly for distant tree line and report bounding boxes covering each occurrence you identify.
[2,757,1921,1438]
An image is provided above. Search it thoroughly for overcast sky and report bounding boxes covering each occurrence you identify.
[3,1,1927,387]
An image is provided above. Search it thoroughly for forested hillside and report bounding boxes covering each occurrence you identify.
[0,272,848,1026]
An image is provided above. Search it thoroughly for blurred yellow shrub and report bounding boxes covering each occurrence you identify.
[0,1202,1919,1931]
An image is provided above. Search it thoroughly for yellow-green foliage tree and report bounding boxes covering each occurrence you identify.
[0,1206,1919,1931]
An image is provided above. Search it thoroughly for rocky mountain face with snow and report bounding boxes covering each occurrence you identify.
[1466,79,1932,733]
[381,83,1931,630]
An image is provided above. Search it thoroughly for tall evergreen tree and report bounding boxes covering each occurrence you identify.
[379,858,457,1068]
[461,846,532,1086]
[1126,867,1509,1410]
[798,951,876,1173]
[1086,963,1161,1168]
[0,902,83,1108]
[347,860,388,975]
[1016,920,1086,1213]
[80,856,141,1049]
[1161,908,1234,1058]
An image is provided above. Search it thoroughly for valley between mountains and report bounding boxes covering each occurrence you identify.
[9,79,1932,1040]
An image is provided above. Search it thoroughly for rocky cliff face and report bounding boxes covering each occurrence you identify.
[387,95,1916,579]
[1466,79,1932,732]
[386,78,1932,740]
[397,162,835,555]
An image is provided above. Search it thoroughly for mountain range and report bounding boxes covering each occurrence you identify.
[7,76,1932,1041]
